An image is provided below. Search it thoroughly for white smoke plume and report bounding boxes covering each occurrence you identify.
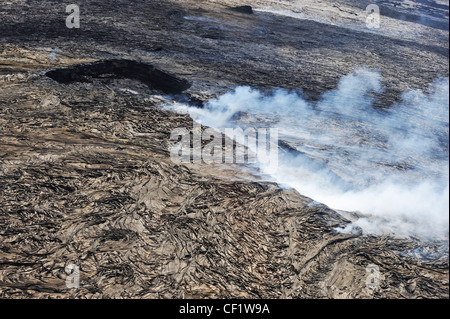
[164,68,449,241]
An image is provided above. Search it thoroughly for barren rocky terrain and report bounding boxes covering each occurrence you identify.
[0,0,448,298]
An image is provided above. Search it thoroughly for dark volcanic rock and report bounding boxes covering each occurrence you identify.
[46,59,191,94]
[230,5,254,14]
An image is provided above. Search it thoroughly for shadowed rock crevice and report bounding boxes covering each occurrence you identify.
[45,59,191,94]
[230,6,254,14]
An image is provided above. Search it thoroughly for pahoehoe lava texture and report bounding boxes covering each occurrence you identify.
[0,0,449,299]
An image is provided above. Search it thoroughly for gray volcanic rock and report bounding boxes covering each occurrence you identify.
[0,0,448,299]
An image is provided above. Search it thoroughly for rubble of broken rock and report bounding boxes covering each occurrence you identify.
[0,0,449,298]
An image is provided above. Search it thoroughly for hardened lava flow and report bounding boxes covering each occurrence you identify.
[0,0,448,299]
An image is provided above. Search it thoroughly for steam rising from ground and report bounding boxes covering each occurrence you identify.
[166,68,449,240]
